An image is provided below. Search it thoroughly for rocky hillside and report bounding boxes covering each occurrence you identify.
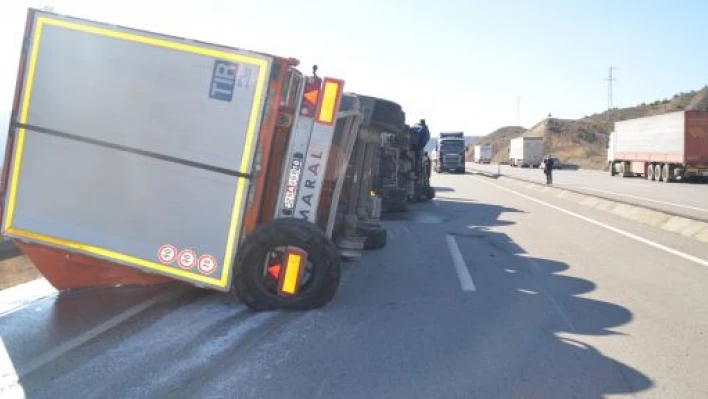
[529,118,610,169]
[473,86,708,168]
[583,86,708,124]
[465,126,526,162]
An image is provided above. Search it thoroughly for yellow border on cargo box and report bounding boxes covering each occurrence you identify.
[2,16,269,290]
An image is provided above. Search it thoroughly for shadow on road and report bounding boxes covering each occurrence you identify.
[464,170,500,179]
[431,186,455,192]
[417,198,653,398]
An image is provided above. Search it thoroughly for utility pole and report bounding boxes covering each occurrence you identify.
[516,97,520,126]
[605,67,616,122]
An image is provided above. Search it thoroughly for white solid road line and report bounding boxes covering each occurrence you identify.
[446,234,476,292]
[17,288,184,377]
[476,178,708,269]
[571,185,708,214]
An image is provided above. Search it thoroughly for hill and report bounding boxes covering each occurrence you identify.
[527,118,609,169]
[474,86,708,168]
[583,86,708,124]
[465,126,527,162]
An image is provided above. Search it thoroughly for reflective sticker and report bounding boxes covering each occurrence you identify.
[157,244,177,265]
[279,247,307,296]
[209,60,238,101]
[198,254,217,275]
[177,249,197,270]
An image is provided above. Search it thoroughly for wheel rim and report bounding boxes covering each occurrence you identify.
[655,165,662,181]
[648,165,654,180]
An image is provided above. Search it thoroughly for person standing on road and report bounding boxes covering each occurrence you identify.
[543,155,554,185]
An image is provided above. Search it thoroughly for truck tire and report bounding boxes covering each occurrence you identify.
[609,162,616,176]
[357,223,387,250]
[655,164,663,182]
[662,164,672,183]
[619,163,629,178]
[647,163,654,180]
[358,96,405,132]
[231,218,340,311]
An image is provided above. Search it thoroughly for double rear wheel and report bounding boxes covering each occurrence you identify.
[648,163,672,183]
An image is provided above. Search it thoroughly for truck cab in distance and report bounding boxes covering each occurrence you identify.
[434,132,466,173]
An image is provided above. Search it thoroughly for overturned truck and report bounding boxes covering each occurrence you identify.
[0,9,407,310]
[370,112,435,214]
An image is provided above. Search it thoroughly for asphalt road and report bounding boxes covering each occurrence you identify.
[2,172,708,398]
[468,162,708,221]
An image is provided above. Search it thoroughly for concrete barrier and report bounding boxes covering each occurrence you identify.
[469,168,708,244]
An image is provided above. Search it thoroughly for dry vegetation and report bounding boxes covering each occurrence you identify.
[468,87,708,169]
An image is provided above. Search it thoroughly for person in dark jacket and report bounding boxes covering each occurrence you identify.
[543,155,555,185]
[412,119,430,150]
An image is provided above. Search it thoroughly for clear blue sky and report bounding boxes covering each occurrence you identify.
[1,0,706,155]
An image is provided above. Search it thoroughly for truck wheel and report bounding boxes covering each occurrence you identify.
[357,223,387,250]
[655,164,663,182]
[231,218,340,311]
[619,163,629,178]
[647,163,654,180]
[609,162,616,176]
[662,164,672,183]
[358,96,405,132]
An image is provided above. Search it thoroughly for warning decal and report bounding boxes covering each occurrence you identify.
[157,245,177,265]
[198,254,218,275]
[178,249,197,270]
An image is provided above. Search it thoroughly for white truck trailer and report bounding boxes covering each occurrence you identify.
[509,137,543,167]
[473,144,492,164]
[608,111,708,182]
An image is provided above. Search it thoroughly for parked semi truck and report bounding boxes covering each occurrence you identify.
[1,9,371,311]
[509,137,543,167]
[473,144,493,164]
[608,111,708,182]
[433,132,466,173]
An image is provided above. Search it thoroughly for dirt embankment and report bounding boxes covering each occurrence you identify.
[474,87,708,169]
